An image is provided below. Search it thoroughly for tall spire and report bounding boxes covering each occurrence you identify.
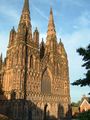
[47,7,56,38]
[46,8,57,53]
[23,0,29,12]
[19,0,32,29]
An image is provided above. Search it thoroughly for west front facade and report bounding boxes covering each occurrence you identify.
[0,0,71,120]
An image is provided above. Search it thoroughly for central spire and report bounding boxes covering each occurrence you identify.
[23,0,29,12]
[47,8,56,38]
[45,8,57,53]
[19,0,32,29]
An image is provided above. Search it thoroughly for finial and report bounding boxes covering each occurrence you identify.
[60,38,61,42]
[83,94,86,98]
[0,53,2,64]
[41,38,44,45]
[0,53,2,59]
[11,26,15,32]
[35,27,38,32]
[59,38,62,44]
[23,0,29,12]
[42,38,44,43]
[13,26,15,30]
[50,7,53,15]
[36,27,37,30]
[12,26,15,31]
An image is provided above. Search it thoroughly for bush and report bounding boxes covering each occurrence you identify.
[77,110,90,120]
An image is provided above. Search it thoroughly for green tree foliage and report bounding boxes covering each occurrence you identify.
[77,110,90,120]
[71,101,81,107]
[72,44,90,93]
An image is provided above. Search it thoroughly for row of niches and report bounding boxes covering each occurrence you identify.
[6,54,40,71]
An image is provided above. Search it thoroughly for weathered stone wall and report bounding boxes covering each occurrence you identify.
[0,99,71,120]
[0,100,29,120]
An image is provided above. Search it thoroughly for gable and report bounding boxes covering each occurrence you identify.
[80,99,90,108]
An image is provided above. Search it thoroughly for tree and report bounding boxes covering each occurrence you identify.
[77,110,90,120]
[71,101,81,107]
[72,44,90,93]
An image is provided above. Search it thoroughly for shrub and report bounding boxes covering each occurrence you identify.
[77,110,90,120]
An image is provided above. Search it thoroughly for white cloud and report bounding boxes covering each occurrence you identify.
[39,33,47,42]
[62,0,85,7]
[0,5,19,20]
[73,11,90,30]
[31,3,48,21]
[78,12,90,27]
[0,33,9,57]
[62,28,90,71]
[61,28,90,102]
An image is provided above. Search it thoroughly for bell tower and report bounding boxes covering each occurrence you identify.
[3,0,34,99]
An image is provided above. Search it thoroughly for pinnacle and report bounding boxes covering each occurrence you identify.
[0,53,2,64]
[59,38,62,44]
[40,38,44,48]
[41,38,45,45]
[35,27,38,32]
[60,38,62,43]
[59,38,64,46]
[0,53,2,59]
[49,7,54,26]
[42,38,44,42]
[11,26,15,32]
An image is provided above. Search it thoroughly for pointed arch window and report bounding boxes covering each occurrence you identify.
[58,104,64,119]
[41,68,51,94]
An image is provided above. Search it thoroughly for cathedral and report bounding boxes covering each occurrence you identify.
[0,0,71,120]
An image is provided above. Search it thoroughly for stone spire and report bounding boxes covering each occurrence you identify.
[19,0,32,29]
[40,38,45,59]
[9,26,16,47]
[58,39,67,56]
[33,27,39,46]
[23,0,29,12]
[46,8,57,53]
[47,8,56,38]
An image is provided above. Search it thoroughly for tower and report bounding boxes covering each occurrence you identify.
[3,0,33,99]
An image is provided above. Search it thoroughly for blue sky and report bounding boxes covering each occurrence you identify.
[0,0,90,102]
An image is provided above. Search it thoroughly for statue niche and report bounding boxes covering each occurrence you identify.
[41,68,51,94]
